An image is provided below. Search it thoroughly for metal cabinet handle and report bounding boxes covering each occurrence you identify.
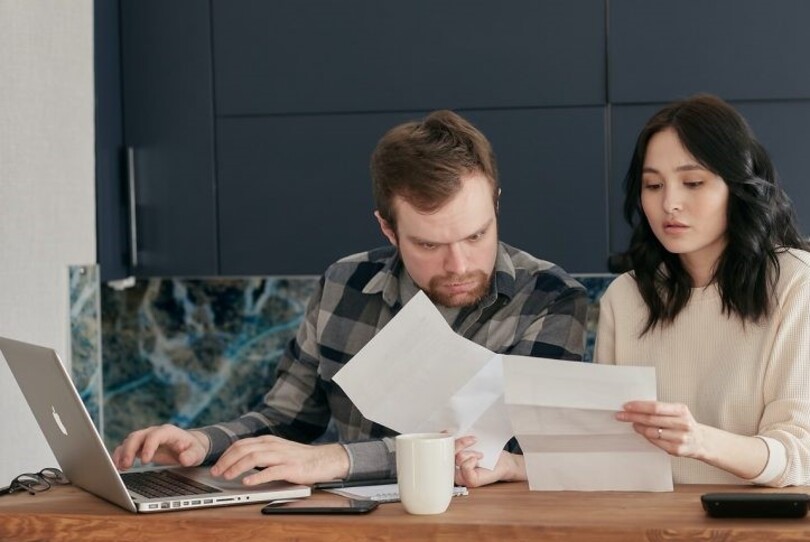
[126,146,139,268]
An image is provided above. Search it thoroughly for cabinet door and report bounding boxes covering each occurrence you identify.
[735,101,810,236]
[119,0,218,276]
[95,0,127,281]
[212,0,605,115]
[217,113,414,275]
[465,108,608,273]
[608,104,661,259]
[610,0,810,103]
[218,108,607,276]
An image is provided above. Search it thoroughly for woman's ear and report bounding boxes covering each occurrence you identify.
[374,211,398,247]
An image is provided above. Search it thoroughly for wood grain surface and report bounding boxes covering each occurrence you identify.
[1,482,808,541]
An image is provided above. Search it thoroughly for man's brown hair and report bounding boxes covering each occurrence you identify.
[370,110,499,227]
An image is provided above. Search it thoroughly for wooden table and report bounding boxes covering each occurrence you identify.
[1,483,808,541]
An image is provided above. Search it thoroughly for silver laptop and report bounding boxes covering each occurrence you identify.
[0,336,310,512]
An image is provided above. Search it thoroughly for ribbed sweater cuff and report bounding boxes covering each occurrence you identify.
[341,439,396,481]
[747,436,787,485]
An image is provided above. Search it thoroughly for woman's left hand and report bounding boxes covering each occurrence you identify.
[616,400,708,460]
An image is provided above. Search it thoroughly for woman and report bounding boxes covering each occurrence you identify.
[596,94,810,486]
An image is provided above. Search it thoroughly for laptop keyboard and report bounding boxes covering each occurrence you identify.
[121,470,222,499]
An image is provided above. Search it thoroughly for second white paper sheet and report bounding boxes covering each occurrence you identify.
[503,356,673,491]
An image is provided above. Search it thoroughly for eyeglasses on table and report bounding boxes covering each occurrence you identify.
[1,467,69,496]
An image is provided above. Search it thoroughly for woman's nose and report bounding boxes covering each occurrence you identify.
[662,186,683,213]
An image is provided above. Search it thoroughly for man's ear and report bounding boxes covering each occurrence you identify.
[374,211,398,247]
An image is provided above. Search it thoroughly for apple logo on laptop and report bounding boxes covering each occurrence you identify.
[52,406,68,436]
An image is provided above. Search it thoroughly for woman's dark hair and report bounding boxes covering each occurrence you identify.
[622,94,808,334]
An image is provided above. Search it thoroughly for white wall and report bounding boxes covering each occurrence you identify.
[0,0,95,483]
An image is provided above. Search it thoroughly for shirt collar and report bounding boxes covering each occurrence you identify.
[361,249,403,307]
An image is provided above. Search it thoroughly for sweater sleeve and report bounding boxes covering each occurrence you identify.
[757,275,810,487]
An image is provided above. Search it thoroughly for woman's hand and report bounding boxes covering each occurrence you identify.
[616,400,771,481]
[617,400,708,459]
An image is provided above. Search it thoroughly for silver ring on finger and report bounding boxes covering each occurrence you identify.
[657,427,663,439]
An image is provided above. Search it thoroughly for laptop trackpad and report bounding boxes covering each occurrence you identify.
[177,466,274,491]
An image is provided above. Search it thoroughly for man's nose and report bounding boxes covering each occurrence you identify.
[443,243,469,275]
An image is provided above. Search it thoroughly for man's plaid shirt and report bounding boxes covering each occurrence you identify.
[198,242,587,479]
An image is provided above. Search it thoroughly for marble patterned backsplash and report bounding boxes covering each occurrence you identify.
[68,271,614,451]
[68,265,102,430]
[99,277,318,450]
[578,275,616,363]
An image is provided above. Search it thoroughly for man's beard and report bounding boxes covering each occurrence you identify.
[424,270,491,308]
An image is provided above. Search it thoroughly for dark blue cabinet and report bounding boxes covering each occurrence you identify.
[213,0,608,274]
[465,108,607,273]
[217,108,608,275]
[95,0,128,281]
[116,0,219,277]
[216,113,406,275]
[106,0,610,277]
[211,0,606,115]
[607,1,810,258]
[609,0,810,103]
[99,1,810,278]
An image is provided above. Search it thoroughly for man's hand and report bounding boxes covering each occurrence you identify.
[453,436,526,488]
[112,424,210,470]
[210,436,350,486]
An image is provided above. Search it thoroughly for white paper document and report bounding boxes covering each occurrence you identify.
[333,291,511,469]
[333,290,673,491]
[503,355,673,492]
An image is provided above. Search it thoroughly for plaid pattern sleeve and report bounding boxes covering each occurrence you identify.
[197,275,340,463]
[196,250,402,469]
[196,243,587,478]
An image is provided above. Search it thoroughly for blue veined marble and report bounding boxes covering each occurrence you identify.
[576,275,617,362]
[68,264,102,431]
[90,272,615,451]
[100,277,317,450]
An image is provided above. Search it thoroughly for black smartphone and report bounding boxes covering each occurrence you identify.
[702,492,809,518]
[261,497,379,515]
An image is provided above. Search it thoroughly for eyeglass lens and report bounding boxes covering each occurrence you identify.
[10,474,49,495]
[4,468,68,496]
[38,468,69,485]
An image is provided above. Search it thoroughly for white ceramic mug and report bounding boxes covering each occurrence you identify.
[395,432,455,515]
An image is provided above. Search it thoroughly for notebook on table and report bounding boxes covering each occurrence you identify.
[325,484,468,503]
[0,336,310,513]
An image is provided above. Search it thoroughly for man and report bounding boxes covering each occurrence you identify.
[112,110,587,488]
